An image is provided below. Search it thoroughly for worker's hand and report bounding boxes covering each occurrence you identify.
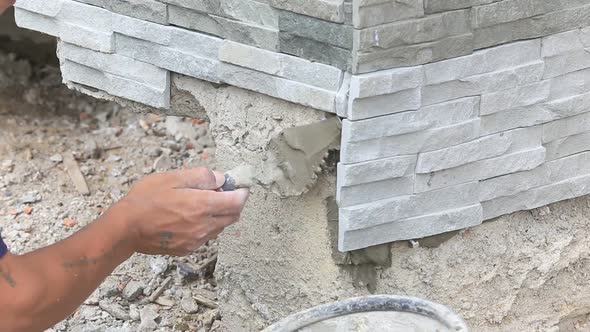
[113,168,249,256]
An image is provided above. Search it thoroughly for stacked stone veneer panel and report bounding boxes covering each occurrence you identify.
[13,0,590,251]
[14,0,348,111]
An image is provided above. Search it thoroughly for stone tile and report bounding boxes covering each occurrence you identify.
[340,204,482,251]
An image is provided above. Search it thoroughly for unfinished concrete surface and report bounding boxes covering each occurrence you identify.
[10,0,590,331]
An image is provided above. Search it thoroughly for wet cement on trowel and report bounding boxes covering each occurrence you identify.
[225,117,341,197]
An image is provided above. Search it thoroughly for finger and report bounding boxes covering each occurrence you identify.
[211,215,240,228]
[163,168,225,190]
[181,189,250,216]
[213,189,249,216]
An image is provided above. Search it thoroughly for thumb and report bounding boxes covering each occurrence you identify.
[173,168,225,190]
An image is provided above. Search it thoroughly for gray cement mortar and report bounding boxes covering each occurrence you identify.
[67,74,590,332]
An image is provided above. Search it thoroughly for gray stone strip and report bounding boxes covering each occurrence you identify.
[337,175,415,208]
[340,181,480,232]
[415,146,546,193]
[341,119,480,164]
[167,5,279,52]
[15,2,115,53]
[353,0,424,29]
[279,9,353,49]
[61,60,170,109]
[58,42,169,90]
[219,41,344,91]
[158,0,278,28]
[337,155,417,187]
[482,172,590,220]
[74,0,169,25]
[339,204,482,251]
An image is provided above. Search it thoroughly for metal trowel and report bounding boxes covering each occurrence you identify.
[222,116,342,197]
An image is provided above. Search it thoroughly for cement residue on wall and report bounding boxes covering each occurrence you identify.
[167,74,352,331]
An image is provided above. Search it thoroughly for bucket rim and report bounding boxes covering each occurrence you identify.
[261,294,470,332]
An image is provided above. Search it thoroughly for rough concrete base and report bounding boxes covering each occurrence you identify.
[63,74,590,332]
[218,189,590,332]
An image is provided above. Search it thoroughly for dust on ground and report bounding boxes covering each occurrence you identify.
[0,51,223,331]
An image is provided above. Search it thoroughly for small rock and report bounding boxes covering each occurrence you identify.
[146,147,162,158]
[20,191,41,204]
[180,295,199,314]
[149,257,169,275]
[538,206,551,216]
[84,140,102,160]
[53,320,68,331]
[138,306,159,332]
[99,300,131,321]
[200,309,219,330]
[23,149,33,160]
[8,205,23,216]
[210,320,222,332]
[129,304,140,321]
[162,141,181,152]
[110,189,123,201]
[63,217,77,227]
[165,116,183,137]
[99,278,120,298]
[22,206,33,215]
[1,160,14,172]
[153,154,172,171]
[146,114,162,123]
[84,289,100,305]
[50,154,63,163]
[104,328,133,332]
[139,119,150,132]
[122,280,145,301]
[106,155,122,163]
[79,305,100,321]
[69,324,102,332]
[176,262,199,281]
[154,296,175,307]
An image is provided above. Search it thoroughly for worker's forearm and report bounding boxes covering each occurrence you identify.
[0,204,135,332]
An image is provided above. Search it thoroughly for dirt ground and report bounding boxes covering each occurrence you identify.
[0,51,223,331]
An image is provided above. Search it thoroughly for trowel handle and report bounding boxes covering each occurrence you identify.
[221,174,237,192]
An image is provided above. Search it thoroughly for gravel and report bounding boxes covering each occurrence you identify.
[0,51,222,331]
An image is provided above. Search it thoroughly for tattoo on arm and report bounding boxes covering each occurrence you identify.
[159,232,173,250]
[0,264,16,288]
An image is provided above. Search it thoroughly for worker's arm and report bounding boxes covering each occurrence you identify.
[0,168,249,332]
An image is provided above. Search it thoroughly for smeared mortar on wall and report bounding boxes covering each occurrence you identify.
[226,116,341,196]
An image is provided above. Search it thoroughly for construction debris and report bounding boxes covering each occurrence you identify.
[0,51,220,331]
[63,152,90,196]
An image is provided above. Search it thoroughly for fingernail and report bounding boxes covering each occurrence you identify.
[235,188,250,203]
[214,171,225,188]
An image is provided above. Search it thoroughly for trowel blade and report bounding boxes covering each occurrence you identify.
[268,116,341,196]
